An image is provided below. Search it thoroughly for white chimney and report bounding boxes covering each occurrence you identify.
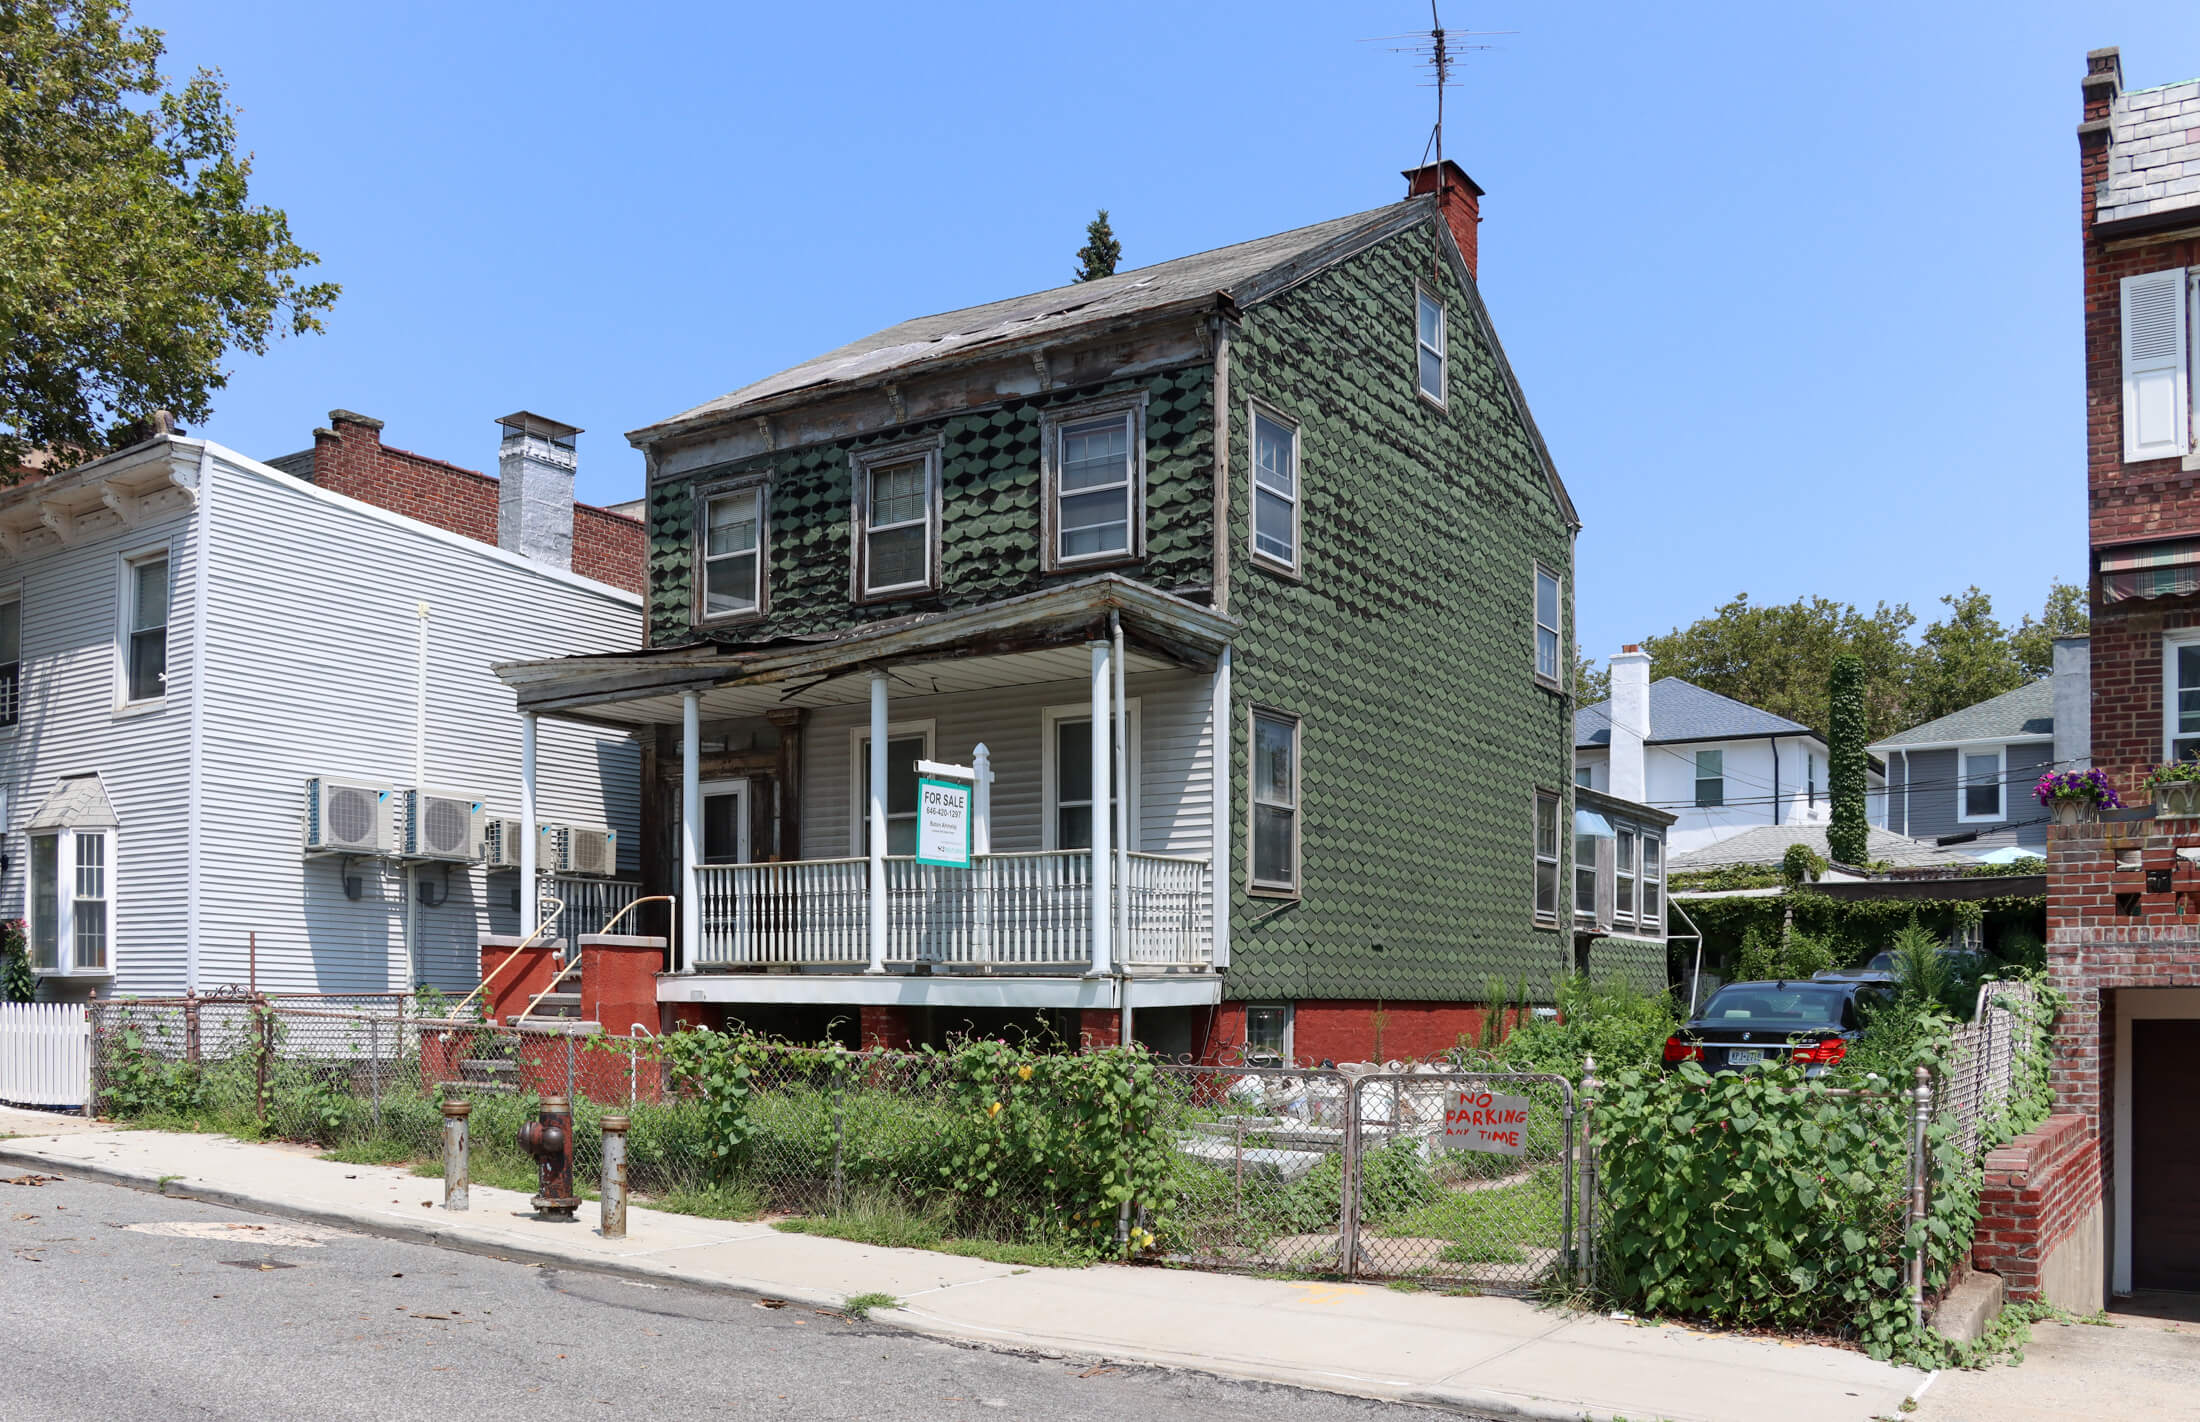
[495,411,581,570]
[1608,644,1652,803]
[2052,636,2091,771]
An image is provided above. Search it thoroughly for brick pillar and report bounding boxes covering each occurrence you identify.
[1078,1009,1121,1050]
[477,934,559,1025]
[1403,159,1484,278]
[579,934,666,1036]
[859,1005,916,1050]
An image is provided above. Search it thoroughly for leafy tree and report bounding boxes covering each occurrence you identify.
[2009,579,2090,681]
[1912,587,2028,724]
[1641,593,1916,739]
[1826,653,1870,866]
[1072,208,1120,282]
[0,1,336,472]
[1573,647,1609,704]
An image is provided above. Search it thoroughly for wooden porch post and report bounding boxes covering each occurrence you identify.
[1088,639,1113,978]
[867,670,889,975]
[767,707,805,860]
[681,692,701,973]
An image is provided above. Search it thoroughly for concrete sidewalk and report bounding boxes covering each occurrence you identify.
[0,1108,1923,1422]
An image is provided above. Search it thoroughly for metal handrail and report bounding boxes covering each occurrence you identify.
[514,894,675,1023]
[453,892,569,1019]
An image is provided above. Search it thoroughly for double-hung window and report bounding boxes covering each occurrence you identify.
[1415,285,1447,404]
[1533,565,1561,685]
[1532,791,1560,924]
[0,594,18,728]
[123,553,167,704]
[1615,827,1637,925]
[1959,746,2005,822]
[853,442,938,599]
[1042,702,1141,850]
[699,484,766,620]
[1250,406,1299,572]
[1574,815,1601,920]
[1639,834,1664,935]
[1694,749,1725,808]
[28,827,113,976]
[2166,634,2200,763]
[2119,267,2196,464]
[853,727,931,856]
[1042,397,1145,569]
[1250,710,1300,894]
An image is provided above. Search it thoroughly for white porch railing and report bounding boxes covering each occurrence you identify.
[0,1001,90,1108]
[692,851,1212,972]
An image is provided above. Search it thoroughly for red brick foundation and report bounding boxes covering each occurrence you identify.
[858,1005,916,1050]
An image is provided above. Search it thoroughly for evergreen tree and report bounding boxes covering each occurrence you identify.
[1073,209,1121,282]
[1826,653,1870,867]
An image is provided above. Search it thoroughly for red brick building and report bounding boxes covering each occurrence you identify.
[2040,47,2200,1306]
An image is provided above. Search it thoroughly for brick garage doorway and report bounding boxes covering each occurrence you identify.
[2131,1019,2200,1292]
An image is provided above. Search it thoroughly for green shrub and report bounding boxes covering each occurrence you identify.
[1472,974,1678,1082]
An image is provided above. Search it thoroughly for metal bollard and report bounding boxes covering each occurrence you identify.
[600,1114,630,1239]
[441,1098,472,1212]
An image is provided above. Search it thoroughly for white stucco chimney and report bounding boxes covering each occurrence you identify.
[495,411,581,570]
[1608,645,1652,804]
[2052,636,2091,771]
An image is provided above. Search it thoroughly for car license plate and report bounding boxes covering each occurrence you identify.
[1727,1048,1764,1066]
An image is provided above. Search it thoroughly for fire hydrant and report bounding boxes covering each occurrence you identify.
[517,1093,580,1220]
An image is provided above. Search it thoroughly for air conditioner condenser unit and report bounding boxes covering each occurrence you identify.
[399,788,485,862]
[548,824,619,878]
[481,818,527,868]
[304,777,395,855]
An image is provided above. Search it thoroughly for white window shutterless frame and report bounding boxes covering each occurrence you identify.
[1041,700,1142,851]
[2121,267,2191,464]
[1533,565,1561,685]
[28,827,113,976]
[1958,746,2006,822]
[698,483,767,620]
[1041,396,1145,570]
[0,593,19,729]
[849,723,934,856]
[699,779,751,866]
[120,550,168,706]
[1249,405,1300,573]
[1532,790,1560,923]
[1249,709,1300,894]
[2164,631,2200,763]
[851,440,940,599]
[1415,284,1447,405]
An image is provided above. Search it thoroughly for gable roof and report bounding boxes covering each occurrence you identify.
[1575,677,1814,749]
[27,773,118,831]
[1669,824,1975,873]
[632,200,1429,443]
[1871,678,2054,749]
[2096,76,2200,227]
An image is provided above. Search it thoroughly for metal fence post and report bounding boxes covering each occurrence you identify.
[1909,1065,1932,1329]
[566,1030,577,1104]
[1579,1055,1599,1288]
[1340,1073,1362,1280]
[1561,1082,1577,1282]
[442,1098,472,1211]
[831,1080,847,1215]
[600,1114,629,1239]
[368,1015,382,1132]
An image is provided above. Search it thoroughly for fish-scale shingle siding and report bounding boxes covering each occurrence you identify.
[1223,220,1577,1002]
[644,368,1215,645]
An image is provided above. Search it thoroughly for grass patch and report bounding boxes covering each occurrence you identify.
[1384,1169,1563,1260]
[644,1182,765,1221]
[771,1189,1092,1270]
[841,1291,900,1320]
[321,1141,419,1167]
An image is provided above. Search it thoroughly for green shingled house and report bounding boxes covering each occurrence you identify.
[498,162,1659,1062]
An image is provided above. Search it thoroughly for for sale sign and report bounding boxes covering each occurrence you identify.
[1441,1088,1531,1156]
[915,777,971,868]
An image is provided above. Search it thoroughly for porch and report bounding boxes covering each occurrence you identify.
[496,576,1234,1003]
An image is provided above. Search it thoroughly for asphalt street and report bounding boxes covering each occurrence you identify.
[0,1172,1446,1421]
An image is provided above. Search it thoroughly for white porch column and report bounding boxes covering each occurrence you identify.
[1209,646,1232,969]
[971,742,993,855]
[519,711,540,937]
[867,670,889,975]
[1088,639,1114,977]
[681,692,702,973]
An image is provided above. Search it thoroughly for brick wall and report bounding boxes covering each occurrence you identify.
[302,412,644,594]
[1972,1113,2102,1300]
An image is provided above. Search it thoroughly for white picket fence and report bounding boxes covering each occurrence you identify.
[0,1002,91,1108]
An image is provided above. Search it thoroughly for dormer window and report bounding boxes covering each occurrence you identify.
[1041,395,1146,570]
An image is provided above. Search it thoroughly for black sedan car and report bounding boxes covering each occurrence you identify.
[1664,980,1893,1076]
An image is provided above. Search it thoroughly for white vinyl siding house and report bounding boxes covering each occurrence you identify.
[1873,675,2062,857]
[0,438,643,999]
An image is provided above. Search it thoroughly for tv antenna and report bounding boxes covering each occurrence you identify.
[1365,5,1510,262]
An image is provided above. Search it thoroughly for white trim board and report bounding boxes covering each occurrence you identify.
[658,972,1222,1010]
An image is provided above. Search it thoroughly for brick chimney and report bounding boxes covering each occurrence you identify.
[495,412,581,571]
[1607,645,1652,804]
[1403,159,1485,279]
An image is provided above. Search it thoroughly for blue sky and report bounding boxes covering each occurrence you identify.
[152,2,2200,659]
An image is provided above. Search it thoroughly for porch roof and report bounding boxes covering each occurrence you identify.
[495,574,1237,728]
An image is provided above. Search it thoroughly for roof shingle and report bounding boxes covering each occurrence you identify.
[1576,677,1813,749]
[1870,678,2054,749]
[2096,77,2200,226]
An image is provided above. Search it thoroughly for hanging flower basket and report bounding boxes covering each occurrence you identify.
[2146,763,2200,818]
[2036,769,2120,826]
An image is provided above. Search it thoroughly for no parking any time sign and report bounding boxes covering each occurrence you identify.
[1442,1088,1531,1156]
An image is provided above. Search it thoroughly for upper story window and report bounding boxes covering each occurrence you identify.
[1575,763,1593,788]
[0,594,19,729]
[1533,565,1561,686]
[1572,804,1665,940]
[852,441,939,600]
[1415,285,1447,405]
[1533,790,1560,924]
[123,552,167,705]
[1041,396,1146,571]
[1250,406,1300,573]
[1959,746,2005,822]
[1250,709,1300,895]
[698,483,767,620]
[2167,634,2200,762]
[2120,267,2196,464]
[1694,749,1725,808]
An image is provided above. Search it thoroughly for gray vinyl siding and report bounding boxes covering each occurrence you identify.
[795,669,1215,862]
[0,483,198,1000]
[189,453,644,995]
[1888,741,2052,853]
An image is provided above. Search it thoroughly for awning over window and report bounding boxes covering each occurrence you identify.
[1574,808,1615,839]
[2100,539,2200,604]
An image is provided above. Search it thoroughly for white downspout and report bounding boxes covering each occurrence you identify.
[681,692,702,974]
[1209,646,1232,972]
[866,671,888,975]
[182,443,215,991]
[406,601,429,989]
[1112,611,1131,1041]
[1088,639,1114,978]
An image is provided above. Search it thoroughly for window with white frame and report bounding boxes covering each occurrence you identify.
[1250,709,1299,894]
[852,727,931,856]
[0,594,18,728]
[1533,791,1560,923]
[1533,565,1561,684]
[2167,634,2200,763]
[27,828,113,975]
[1615,826,1637,925]
[1415,285,1447,404]
[1574,764,1592,788]
[1694,749,1725,808]
[2119,267,2196,464]
[699,485,765,619]
[1244,1004,1292,1065]
[1042,398,1144,568]
[1574,813,1602,919]
[1959,746,2005,822]
[1250,406,1299,571]
[1042,701,1141,851]
[853,444,937,598]
[1640,834,1663,935]
[123,552,167,703]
